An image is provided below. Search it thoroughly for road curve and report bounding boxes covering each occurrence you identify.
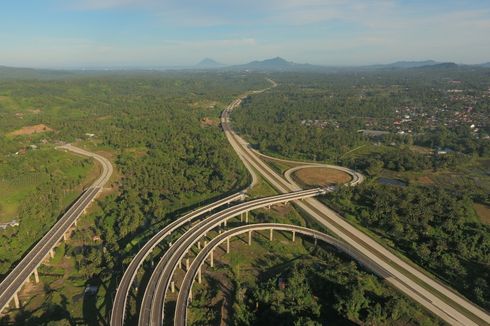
[250,149,364,187]
[110,192,245,326]
[223,80,490,325]
[174,223,389,326]
[139,188,326,326]
[0,144,112,314]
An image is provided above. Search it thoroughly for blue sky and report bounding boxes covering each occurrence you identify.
[1,0,489,68]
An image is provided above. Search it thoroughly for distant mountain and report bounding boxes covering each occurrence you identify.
[385,60,439,68]
[195,58,225,69]
[364,60,440,70]
[477,62,490,68]
[228,57,327,72]
[417,62,458,69]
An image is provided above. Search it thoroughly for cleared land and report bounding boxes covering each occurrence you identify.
[293,167,352,187]
[8,124,53,136]
[474,203,490,225]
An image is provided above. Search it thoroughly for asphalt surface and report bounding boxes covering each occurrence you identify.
[0,144,112,313]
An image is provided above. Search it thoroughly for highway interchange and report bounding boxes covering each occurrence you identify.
[1,80,489,326]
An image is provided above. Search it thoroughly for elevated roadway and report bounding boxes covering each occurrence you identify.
[139,188,327,326]
[110,192,246,326]
[0,144,112,313]
[174,223,388,326]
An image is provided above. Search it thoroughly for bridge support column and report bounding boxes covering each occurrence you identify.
[292,231,296,242]
[204,240,208,247]
[171,281,175,293]
[248,231,252,245]
[240,213,243,222]
[197,241,201,250]
[49,248,55,259]
[210,251,214,268]
[224,219,227,227]
[63,232,69,241]
[226,237,230,254]
[178,259,182,269]
[13,292,20,309]
[245,211,249,223]
[186,258,190,271]
[189,288,193,302]
[314,237,317,246]
[33,267,40,283]
[269,229,273,241]
[198,267,202,284]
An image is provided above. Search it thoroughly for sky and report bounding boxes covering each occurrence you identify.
[1,0,489,68]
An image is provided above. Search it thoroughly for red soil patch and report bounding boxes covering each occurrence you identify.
[9,124,53,136]
[474,203,490,225]
[293,167,351,187]
[201,117,219,126]
[417,175,434,185]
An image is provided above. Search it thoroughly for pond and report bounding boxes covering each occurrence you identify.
[377,177,407,187]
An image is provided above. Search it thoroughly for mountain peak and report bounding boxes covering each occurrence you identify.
[195,58,224,68]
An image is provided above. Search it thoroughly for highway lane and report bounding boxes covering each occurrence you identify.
[223,81,490,325]
[0,145,112,313]
[174,223,390,326]
[110,192,245,326]
[139,188,326,326]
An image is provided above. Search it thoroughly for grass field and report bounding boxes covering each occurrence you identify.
[292,167,352,188]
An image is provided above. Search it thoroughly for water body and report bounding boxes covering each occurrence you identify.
[377,177,407,187]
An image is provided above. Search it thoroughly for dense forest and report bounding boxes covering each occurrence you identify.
[328,183,490,309]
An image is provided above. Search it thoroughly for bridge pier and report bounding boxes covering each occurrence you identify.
[178,259,182,269]
[248,231,252,245]
[245,211,249,223]
[171,281,175,293]
[210,250,214,268]
[240,213,243,222]
[197,267,202,284]
[226,237,230,254]
[224,219,227,227]
[189,288,192,302]
[269,229,273,241]
[49,248,55,259]
[292,231,296,242]
[13,292,19,309]
[33,267,40,283]
[197,241,201,250]
[186,258,190,271]
[63,231,69,241]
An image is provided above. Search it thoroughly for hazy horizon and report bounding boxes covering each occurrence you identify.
[1,0,490,68]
